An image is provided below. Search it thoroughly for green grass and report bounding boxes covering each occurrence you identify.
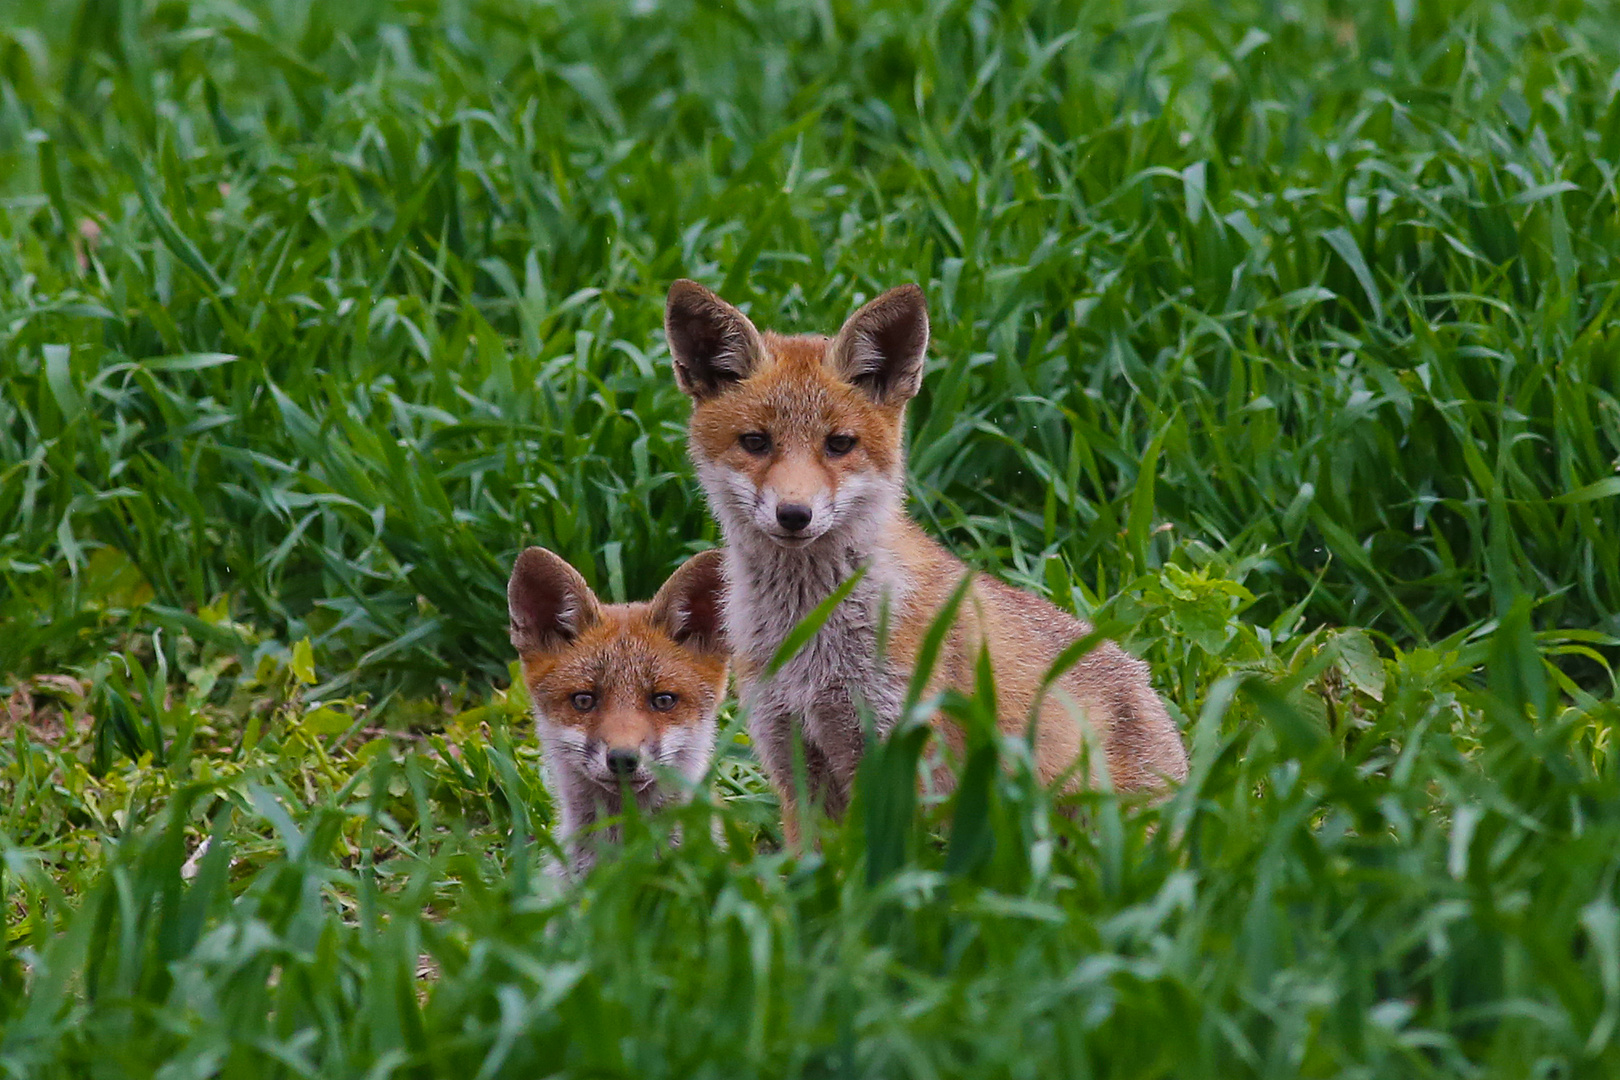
[2,0,1620,1075]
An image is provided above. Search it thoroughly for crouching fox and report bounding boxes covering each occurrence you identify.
[665,279,1188,844]
[508,546,727,874]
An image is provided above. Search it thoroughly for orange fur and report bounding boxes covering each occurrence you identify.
[517,603,728,752]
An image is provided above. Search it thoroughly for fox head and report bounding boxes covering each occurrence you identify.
[508,547,728,793]
[665,280,929,549]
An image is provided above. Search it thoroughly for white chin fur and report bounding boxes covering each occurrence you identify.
[700,461,898,548]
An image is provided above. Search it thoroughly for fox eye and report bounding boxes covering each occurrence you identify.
[570,692,596,712]
[650,692,677,711]
[738,432,771,455]
[825,434,857,456]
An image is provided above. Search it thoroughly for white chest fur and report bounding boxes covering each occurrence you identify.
[723,531,909,770]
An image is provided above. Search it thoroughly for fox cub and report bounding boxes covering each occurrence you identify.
[665,280,1188,840]
[508,546,727,873]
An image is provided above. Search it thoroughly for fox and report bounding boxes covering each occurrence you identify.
[508,546,727,874]
[665,279,1189,843]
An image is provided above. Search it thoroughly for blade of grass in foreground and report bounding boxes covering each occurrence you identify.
[765,564,868,676]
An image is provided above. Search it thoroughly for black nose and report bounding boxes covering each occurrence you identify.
[606,748,640,777]
[776,503,813,533]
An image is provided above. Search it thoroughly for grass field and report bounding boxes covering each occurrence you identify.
[3,0,1620,1075]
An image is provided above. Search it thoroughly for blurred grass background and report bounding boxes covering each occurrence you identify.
[2,0,1620,1076]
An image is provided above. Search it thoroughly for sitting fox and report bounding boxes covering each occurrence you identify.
[665,280,1188,842]
[508,546,727,874]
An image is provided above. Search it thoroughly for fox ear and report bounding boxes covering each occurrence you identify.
[828,283,929,404]
[649,549,727,656]
[508,547,601,653]
[665,279,765,400]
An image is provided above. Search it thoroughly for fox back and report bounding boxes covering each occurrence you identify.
[508,546,728,871]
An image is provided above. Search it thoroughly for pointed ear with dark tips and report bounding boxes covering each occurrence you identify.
[508,547,601,653]
[827,283,929,404]
[649,549,727,655]
[665,279,766,400]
